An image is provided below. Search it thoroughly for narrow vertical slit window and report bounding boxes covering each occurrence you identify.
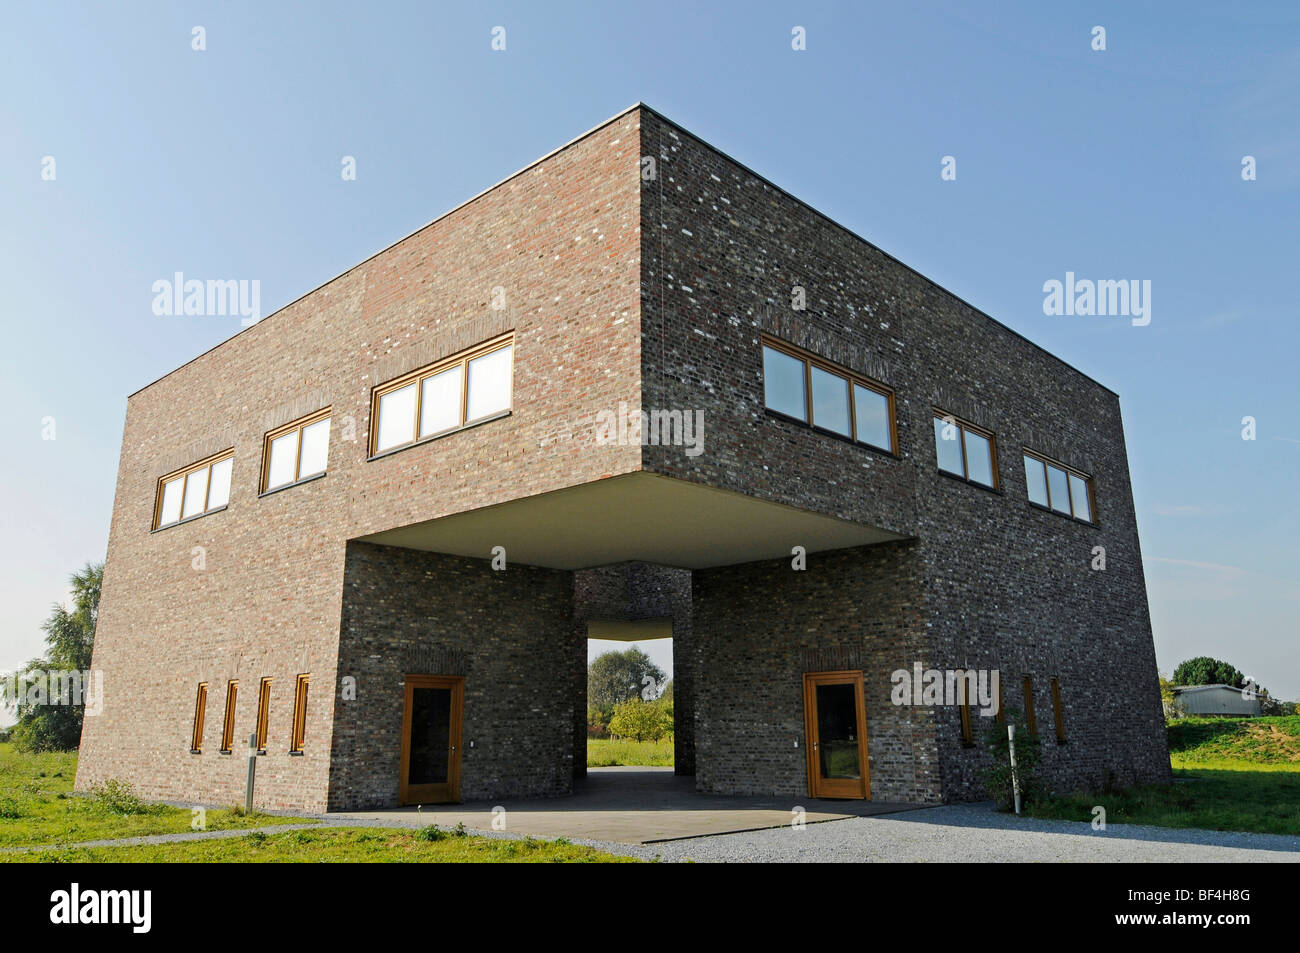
[191,683,208,753]
[958,675,973,746]
[1022,675,1037,735]
[255,677,272,753]
[290,674,309,753]
[220,680,238,753]
[1050,676,1067,744]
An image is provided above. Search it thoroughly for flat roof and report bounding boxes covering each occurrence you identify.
[132,102,1115,398]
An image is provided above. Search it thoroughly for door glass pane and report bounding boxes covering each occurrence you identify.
[762,346,807,421]
[1069,473,1092,521]
[207,457,232,508]
[964,429,994,487]
[933,417,964,476]
[267,430,299,488]
[408,687,451,786]
[298,418,330,478]
[181,466,209,518]
[420,365,463,437]
[815,683,861,780]
[376,382,417,452]
[159,477,184,525]
[810,366,850,435]
[1024,456,1048,506]
[853,384,890,450]
[466,345,512,421]
[1047,465,1071,514]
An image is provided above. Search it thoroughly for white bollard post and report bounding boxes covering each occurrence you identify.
[245,731,257,814]
[1008,724,1021,815]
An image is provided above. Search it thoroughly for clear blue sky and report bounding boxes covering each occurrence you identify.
[2,2,1296,697]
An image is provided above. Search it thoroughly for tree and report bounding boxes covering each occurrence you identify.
[2,561,102,752]
[1158,674,1183,721]
[1171,656,1244,689]
[587,645,666,708]
[607,698,670,742]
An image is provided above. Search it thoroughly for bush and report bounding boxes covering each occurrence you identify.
[88,778,157,816]
[416,824,446,842]
[978,711,1043,811]
[607,698,670,742]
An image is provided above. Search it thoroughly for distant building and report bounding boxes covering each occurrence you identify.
[1172,684,1261,717]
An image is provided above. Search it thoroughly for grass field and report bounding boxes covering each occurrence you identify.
[10,827,634,863]
[586,737,674,767]
[0,743,298,848]
[1027,716,1300,836]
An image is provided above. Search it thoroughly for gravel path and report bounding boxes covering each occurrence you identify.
[579,803,1300,863]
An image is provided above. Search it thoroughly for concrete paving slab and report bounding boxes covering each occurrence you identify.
[328,766,926,843]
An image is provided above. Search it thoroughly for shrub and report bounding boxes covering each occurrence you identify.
[88,778,157,816]
[416,824,446,842]
[607,698,669,742]
[978,711,1043,811]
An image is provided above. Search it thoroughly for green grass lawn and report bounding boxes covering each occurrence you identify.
[0,742,299,848]
[8,827,635,863]
[586,737,674,767]
[1026,716,1300,836]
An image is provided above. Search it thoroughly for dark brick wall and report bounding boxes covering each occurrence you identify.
[328,542,580,810]
[692,542,940,802]
[640,108,1169,800]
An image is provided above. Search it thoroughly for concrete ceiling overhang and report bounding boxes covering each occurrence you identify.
[355,472,906,571]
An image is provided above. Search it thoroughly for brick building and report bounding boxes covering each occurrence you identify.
[76,105,1170,812]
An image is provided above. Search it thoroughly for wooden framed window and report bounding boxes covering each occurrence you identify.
[219,680,238,753]
[289,674,309,753]
[190,682,208,753]
[153,450,234,530]
[1022,675,1037,735]
[369,333,514,456]
[760,335,897,453]
[261,408,331,493]
[958,676,974,746]
[933,412,998,488]
[1023,450,1095,524]
[255,677,272,753]
[1050,676,1067,744]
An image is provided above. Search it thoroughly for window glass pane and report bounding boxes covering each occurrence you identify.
[762,346,807,421]
[267,430,299,489]
[964,430,994,486]
[809,366,850,436]
[207,457,232,508]
[853,385,891,450]
[1047,465,1071,513]
[419,365,463,437]
[1069,473,1092,521]
[1024,456,1048,507]
[182,466,209,518]
[466,345,512,421]
[934,417,964,476]
[376,382,418,452]
[298,418,330,478]
[159,477,183,525]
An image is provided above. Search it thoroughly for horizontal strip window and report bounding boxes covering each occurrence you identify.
[1023,450,1094,523]
[262,408,331,493]
[760,335,896,453]
[369,334,514,457]
[933,412,998,489]
[154,449,234,530]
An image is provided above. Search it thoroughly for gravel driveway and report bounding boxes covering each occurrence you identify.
[586,803,1300,863]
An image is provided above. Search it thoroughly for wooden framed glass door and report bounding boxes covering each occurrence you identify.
[399,675,464,804]
[802,671,870,799]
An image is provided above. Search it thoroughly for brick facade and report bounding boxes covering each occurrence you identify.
[78,104,1168,812]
